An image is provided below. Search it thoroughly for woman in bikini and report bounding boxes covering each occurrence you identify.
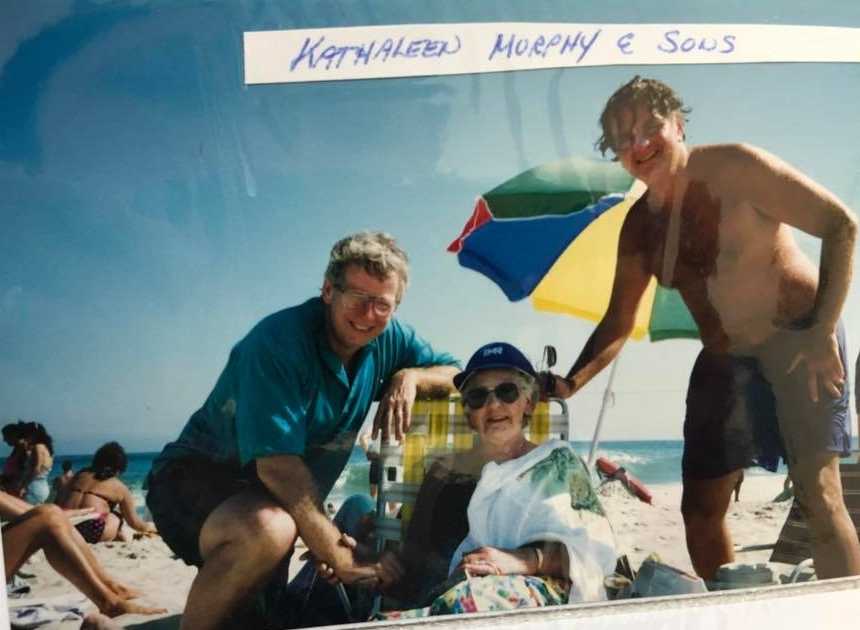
[18,422,55,504]
[56,441,157,543]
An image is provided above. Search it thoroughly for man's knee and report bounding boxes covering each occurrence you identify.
[200,501,298,563]
[794,475,845,526]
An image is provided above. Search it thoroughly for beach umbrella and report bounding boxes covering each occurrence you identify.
[447,156,699,462]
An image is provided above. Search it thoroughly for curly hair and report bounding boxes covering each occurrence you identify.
[91,441,128,481]
[324,231,409,302]
[596,76,691,157]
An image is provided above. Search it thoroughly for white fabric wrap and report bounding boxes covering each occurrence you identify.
[449,439,617,603]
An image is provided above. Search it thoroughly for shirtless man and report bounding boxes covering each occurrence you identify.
[547,76,859,580]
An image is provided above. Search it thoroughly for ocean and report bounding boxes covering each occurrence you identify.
[24,439,795,519]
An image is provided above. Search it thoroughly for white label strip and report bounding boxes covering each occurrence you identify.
[244,22,860,85]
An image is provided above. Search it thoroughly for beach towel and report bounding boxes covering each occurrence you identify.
[7,592,89,628]
[449,440,617,603]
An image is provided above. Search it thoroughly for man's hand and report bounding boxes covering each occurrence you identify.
[538,371,575,400]
[787,330,845,403]
[457,546,532,576]
[304,532,380,587]
[373,369,418,442]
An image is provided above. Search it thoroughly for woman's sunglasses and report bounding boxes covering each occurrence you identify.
[462,382,521,409]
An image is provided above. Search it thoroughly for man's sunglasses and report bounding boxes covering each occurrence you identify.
[462,382,521,409]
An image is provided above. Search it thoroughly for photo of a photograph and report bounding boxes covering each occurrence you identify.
[2,2,859,629]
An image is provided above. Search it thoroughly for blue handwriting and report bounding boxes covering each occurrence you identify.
[290,34,462,72]
[657,30,736,54]
[488,30,602,64]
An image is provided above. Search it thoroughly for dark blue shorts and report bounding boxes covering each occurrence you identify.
[145,456,259,566]
[682,324,852,480]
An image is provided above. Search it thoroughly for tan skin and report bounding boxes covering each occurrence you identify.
[0,491,164,617]
[179,264,457,630]
[548,101,859,580]
[20,441,53,497]
[373,369,569,596]
[55,471,157,541]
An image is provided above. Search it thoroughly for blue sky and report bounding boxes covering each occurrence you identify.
[2,1,860,454]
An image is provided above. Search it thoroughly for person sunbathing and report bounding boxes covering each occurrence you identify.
[1,490,165,618]
[367,342,617,617]
[55,442,157,543]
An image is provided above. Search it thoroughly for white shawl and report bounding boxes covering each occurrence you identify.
[448,440,617,603]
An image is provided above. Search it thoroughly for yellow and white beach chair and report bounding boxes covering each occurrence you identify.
[368,395,571,613]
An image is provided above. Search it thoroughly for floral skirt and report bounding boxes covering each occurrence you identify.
[377,574,570,620]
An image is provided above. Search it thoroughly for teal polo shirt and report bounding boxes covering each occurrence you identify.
[155,298,458,499]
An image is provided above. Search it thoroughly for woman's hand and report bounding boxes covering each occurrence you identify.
[375,550,406,591]
[458,546,534,576]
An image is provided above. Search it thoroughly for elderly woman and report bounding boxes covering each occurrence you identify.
[56,442,157,543]
[374,342,617,617]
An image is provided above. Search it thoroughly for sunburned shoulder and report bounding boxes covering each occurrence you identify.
[687,143,774,177]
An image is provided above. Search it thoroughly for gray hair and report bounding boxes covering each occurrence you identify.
[324,231,410,302]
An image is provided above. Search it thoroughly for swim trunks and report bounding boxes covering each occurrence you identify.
[682,323,852,480]
[145,457,260,566]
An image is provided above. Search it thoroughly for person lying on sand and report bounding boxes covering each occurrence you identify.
[1,490,165,618]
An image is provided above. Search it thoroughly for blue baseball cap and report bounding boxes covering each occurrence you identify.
[454,342,536,391]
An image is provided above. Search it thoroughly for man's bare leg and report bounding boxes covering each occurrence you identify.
[180,487,298,630]
[790,452,860,578]
[681,470,743,579]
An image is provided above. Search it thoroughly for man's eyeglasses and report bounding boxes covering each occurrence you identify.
[612,118,666,153]
[334,285,397,317]
[462,382,521,409]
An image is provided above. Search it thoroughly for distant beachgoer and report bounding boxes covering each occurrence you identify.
[0,490,165,618]
[1,421,29,495]
[145,231,459,630]
[545,75,859,580]
[51,459,75,502]
[359,430,400,515]
[20,422,54,504]
[732,471,743,502]
[358,431,381,497]
[56,442,157,543]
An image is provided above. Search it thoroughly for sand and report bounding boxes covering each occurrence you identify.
[4,474,792,628]
[598,474,791,574]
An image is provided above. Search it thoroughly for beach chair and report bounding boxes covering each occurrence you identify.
[768,460,860,568]
[369,395,571,613]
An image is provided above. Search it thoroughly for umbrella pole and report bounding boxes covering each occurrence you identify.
[586,355,620,468]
